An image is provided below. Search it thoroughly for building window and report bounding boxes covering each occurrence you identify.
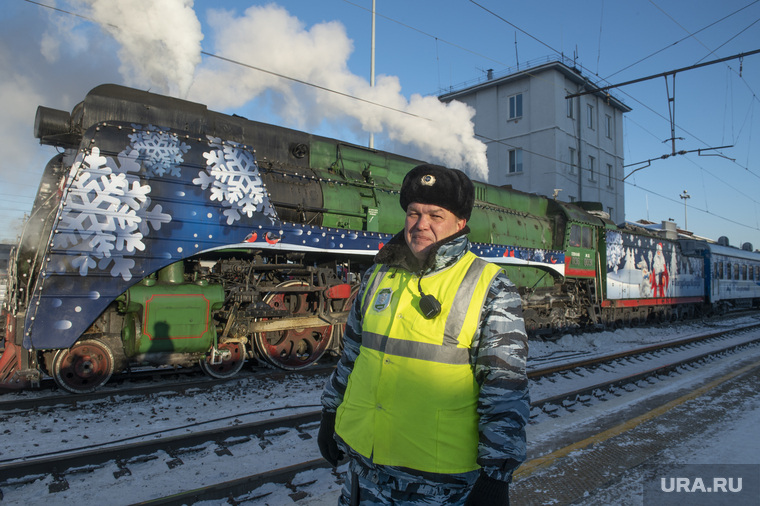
[587,104,594,129]
[509,148,523,173]
[567,97,574,118]
[569,147,577,174]
[509,93,523,120]
[605,114,612,138]
[607,163,614,188]
[588,155,596,181]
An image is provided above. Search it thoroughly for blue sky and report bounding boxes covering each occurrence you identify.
[1,0,759,248]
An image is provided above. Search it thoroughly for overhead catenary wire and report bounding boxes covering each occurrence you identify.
[604,0,760,80]
[565,48,760,99]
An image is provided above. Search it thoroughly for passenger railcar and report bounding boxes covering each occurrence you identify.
[679,239,760,311]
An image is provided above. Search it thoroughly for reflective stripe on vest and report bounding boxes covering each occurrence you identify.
[336,252,503,474]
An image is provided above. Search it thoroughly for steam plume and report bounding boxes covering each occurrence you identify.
[81,0,203,97]
[189,5,487,178]
[68,2,488,178]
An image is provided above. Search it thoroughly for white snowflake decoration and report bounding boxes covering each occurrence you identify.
[128,124,190,177]
[53,146,172,281]
[606,230,624,272]
[194,136,277,225]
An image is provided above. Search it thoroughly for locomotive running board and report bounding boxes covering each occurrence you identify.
[248,310,350,333]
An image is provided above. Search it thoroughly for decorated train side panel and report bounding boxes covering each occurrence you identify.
[604,229,704,303]
[24,122,279,352]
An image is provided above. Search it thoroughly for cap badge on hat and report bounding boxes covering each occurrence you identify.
[420,174,436,186]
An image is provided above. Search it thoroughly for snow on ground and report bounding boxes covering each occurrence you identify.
[1,315,759,505]
[572,346,760,505]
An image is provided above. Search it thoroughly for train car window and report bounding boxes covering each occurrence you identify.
[582,226,593,249]
[569,224,581,247]
[726,263,731,279]
[734,264,740,280]
[741,264,747,280]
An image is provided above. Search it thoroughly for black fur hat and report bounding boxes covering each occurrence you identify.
[399,164,475,220]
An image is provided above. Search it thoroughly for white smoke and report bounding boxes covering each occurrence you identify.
[48,2,488,179]
[77,0,203,98]
[189,4,488,179]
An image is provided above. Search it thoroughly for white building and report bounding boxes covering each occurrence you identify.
[439,58,631,224]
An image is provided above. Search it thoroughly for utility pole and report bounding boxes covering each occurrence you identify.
[680,190,690,230]
[369,0,376,149]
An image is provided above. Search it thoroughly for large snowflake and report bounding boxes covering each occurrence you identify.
[53,146,172,281]
[128,124,190,177]
[606,230,624,272]
[193,136,278,225]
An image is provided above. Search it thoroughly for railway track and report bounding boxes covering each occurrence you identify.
[3,320,759,504]
[529,320,760,415]
[0,363,336,413]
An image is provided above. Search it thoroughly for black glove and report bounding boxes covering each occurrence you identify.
[465,472,509,506]
[317,410,343,466]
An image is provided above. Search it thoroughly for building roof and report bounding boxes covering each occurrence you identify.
[439,57,632,113]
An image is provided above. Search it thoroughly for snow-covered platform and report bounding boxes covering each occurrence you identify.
[511,354,760,504]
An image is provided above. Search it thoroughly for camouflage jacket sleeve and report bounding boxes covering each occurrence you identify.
[320,268,373,413]
[472,270,530,483]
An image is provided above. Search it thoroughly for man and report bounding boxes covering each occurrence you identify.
[319,164,529,505]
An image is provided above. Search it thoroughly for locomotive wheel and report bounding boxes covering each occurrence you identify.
[51,339,115,394]
[253,280,332,370]
[199,342,246,379]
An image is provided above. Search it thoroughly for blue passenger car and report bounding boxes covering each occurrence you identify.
[679,239,760,311]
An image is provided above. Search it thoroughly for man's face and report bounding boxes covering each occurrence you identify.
[404,202,466,260]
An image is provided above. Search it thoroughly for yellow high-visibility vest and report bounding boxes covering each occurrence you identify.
[335,251,503,474]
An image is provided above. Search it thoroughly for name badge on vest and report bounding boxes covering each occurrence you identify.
[373,288,393,312]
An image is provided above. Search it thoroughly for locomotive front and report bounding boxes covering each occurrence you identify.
[0,84,417,392]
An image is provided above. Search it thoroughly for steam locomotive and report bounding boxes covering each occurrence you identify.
[1,84,758,393]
